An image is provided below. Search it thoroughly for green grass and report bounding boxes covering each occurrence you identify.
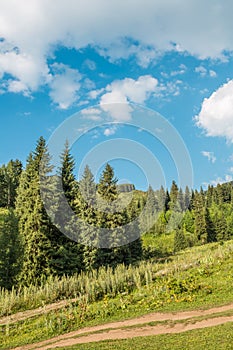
[59,322,233,350]
[0,240,233,349]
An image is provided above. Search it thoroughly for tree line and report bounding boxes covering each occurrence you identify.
[0,136,233,289]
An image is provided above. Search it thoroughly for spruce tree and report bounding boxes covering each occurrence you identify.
[140,185,158,234]
[97,163,142,267]
[157,186,166,211]
[78,165,98,270]
[174,226,187,252]
[169,180,179,210]
[16,137,56,285]
[193,191,208,244]
[184,185,191,210]
[215,211,229,242]
[0,160,22,208]
[50,142,83,276]
[0,209,22,289]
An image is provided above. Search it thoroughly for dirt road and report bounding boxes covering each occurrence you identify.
[11,302,233,350]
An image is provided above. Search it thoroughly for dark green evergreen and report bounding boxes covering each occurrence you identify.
[78,165,98,270]
[174,226,188,252]
[0,209,22,289]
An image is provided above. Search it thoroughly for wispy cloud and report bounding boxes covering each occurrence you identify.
[195,66,217,78]
[201,151,216,163]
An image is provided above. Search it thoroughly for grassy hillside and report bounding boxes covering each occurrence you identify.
[0,240,233,348]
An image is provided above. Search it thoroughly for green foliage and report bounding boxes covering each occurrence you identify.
[78,165,99,270]
[169,180,179,210]
[173,227,188,252]
[0,209,22,289]
[16,137,58,285]
[0,159,22,208]
[96,163,142,268]
[0,240,233,349]
[51,142,83,276]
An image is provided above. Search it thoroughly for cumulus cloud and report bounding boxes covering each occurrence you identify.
[195,80,233,143]
[201,151,216,163]
[0,0,233,99]
[0,50,49,92]
[49,63,82,109]
[99,75,158,120]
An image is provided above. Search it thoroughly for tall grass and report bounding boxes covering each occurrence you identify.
[0,241,232,317]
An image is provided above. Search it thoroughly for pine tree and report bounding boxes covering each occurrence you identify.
[78,165,99,270]
[174,227,187,252]
[157,186,166,211]
[206,185,213,208]
[184,186,191,210]
[140,185,158,234]
[204,206,216,242]
[0,160,22,208]
[50,142,83,276]
[169,180,179,210]
[182,209,194,234]
[215,211,229,242]
[216,184,224,206]
[96,163,142,267]
[16,137,56,285]
[0,166,7,207]
[0,209,22,289]
[193,191,208,244]
[60,141,78,210]
[176,188,185,212]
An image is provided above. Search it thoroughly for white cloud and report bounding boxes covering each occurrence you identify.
[81,108,102,120]
[89,75,185,120]
[209,70,217,78]
[0,50,49,92]
[0,0,233,98]
[99,75,158,120]
[49,63,82,109]
[155,80,183,98]
[81,108,101,116]
[7,80,29,95]
[195,66,208,77]
[195,66,217,78]
[171,64,187,76]
[103,126,117,136]
[204,174,233,187]
[195,80,233,143]
[200,88,209,95]
[83,78,96,90]
[83,59,96,71]
[201,151,216,163]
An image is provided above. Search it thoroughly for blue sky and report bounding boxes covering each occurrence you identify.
[1,1,233,190]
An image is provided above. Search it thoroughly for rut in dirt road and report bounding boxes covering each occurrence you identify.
[12,302,233,350]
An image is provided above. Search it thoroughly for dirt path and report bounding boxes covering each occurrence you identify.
[0,299,77,326]
[12,302,233,350]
